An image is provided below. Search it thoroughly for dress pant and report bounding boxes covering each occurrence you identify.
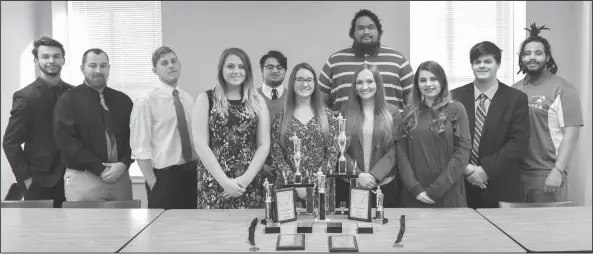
[24,178,66,208]
[64,168,133,201]
[146,161,197,209]
[520,169,566,203]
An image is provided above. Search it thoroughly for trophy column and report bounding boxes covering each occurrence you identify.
[373,187,388,224]
[315,167,328,221]
[263,178,275,221]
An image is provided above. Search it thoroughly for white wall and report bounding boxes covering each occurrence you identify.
[526,1,593,206]
[161,1,410,99]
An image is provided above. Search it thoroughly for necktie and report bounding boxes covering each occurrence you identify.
[272,88,278,100]
[470,94,487,166]
[173,89,193,162]
[51,85,62,100]
[100,93,117,160]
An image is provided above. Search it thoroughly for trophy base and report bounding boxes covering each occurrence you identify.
[297,221,314,233]
[265,221,281,233]
[326,222,343,233]
[326,174,358,179]
[357,223,374,234]
[279,183,315,188]
[372,217,388,224]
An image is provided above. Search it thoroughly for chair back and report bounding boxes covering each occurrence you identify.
[499,201,576,208]
[4,183,25,201]
[1,200,54,208]
[62,199,141,209]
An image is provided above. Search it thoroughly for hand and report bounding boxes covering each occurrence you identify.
[544,168,564,192]
[146,176,157,190]
[222,178,246,199]
[464,164,476,176]
[24,178,32,190]
[357,173,377,189]
[416,191,435,204]
[467,170,487,189]
[101,162,127,183]
[235,174,251,189]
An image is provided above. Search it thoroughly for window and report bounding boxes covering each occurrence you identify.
[410,1,526,90]
[61,1,163,177]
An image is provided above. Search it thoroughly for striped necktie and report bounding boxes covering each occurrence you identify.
[272,88,278,100]
[470,93,487,166]
[99,93,117,162]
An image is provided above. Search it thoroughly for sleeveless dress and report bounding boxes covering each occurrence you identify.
[196,90,263,209]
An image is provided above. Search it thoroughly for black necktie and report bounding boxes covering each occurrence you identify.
[173,89,193,162]
[272,88,278,100]
[52,85,62,100]
[99,93,116,152]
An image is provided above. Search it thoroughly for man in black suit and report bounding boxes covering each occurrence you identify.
[2,37,74,208]
[451,41,530,208]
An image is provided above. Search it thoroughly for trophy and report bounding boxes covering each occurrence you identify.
[292,134,302,185]
[316,167,328,221]
[372,187,388,224]
[337,113,348,174]
[263,178,274,220]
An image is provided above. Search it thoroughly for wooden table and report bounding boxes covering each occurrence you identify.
[1,208,164,252]
[477,206,592,253]
[122,208,524,252]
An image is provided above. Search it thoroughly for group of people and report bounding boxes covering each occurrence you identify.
[3,9,583,211]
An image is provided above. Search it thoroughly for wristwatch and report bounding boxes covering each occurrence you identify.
[553,166,567,177]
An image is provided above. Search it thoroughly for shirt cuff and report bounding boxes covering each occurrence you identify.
[131,148,152,160]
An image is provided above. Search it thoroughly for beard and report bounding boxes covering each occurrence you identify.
[353,40,380,55]
[265,77,284,88]
[84,75,107,90]
[38,63,62,77]
[521,60,547,76]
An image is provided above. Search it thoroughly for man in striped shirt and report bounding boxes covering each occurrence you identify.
[319,9,415,112]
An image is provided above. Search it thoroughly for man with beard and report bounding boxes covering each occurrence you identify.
[318,9,414,112]
[130,46,198,209]
[512,23,583,203]
[318,9,414,208]
[451,41,530,208]
[54,48,134,201]
[257,50,288,183]
[3,37,74,208]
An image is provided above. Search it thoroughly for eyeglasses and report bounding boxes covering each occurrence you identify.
[295,77,315,84]
[264,65,285,71]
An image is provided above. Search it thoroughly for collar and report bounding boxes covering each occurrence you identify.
[262,82,284,98]
[81,81,107,95]
[36,76,63,89]
[522,69,553,86]
[352,43,380,57]
[156,80,186,96]
[474,81,499,101]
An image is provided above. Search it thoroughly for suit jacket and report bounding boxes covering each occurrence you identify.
[451,81,530,208]
[2,77,74,187]
[340,104,407,186]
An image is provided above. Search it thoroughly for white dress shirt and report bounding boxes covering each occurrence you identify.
[130,81,197,169]
[473,81,499,115]
[261,82,284,100]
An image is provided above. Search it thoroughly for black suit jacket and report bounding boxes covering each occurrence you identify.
[451,81,530,208]
[53,83,134,176]
[2,77,74,187]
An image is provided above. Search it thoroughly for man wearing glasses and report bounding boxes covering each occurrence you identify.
[257,50,288,185]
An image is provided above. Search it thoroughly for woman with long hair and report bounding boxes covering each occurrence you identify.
[337,63,409,208]
[191,48,270,209]
[398,60,472,207]
[271,63,340,202]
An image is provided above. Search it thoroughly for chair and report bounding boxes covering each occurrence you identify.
[61,199,142,209]
[498,200,576,208]
[1,200,54,208]
[4,183,25,201]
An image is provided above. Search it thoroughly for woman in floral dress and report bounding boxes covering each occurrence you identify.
[191,48,270,209]
[270,62,340,206]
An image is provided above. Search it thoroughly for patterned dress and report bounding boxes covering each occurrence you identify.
[270,108,340,207]
[196,90,263,209]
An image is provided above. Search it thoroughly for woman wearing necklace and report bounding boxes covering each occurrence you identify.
[398,61,472,207]
[270,63,340,204]
[337,63,409,208]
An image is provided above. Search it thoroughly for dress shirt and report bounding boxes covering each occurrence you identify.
[473,81,499,115]
[130,81,197,169]
[261,82,284,100]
